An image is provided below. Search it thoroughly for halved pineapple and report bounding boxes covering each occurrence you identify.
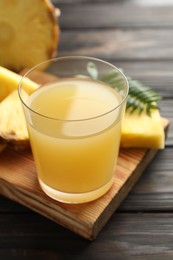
[0,66,39,101]
[0,90,29,150]
[121,108,165,149]
[0,0,60,72]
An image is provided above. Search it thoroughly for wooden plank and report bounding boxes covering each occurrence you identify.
[59,29,173,61]
[1,213,173,258]
[108,61,173,98]
[120,192,173,212]
[0,119,169,240]
[57,3,173,29]
[160,100,173,145]
[120,147,173,211]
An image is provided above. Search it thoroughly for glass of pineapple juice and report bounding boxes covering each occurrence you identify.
[18,56,129,204]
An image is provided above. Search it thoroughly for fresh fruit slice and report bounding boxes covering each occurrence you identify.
[0,0,60,72]
[121,108,165,149]
[0,90,29,150]
[0,66,38,101]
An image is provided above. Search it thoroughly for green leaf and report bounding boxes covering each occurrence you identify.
[87,62,98,79]
[84,62,162,116]
[127,77,162,116]
[101,72,162,117]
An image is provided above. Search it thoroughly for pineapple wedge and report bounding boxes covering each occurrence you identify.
[121,108,165,149]
[0,0,59,72]
[0,90,29,150]
[0,66,38,101]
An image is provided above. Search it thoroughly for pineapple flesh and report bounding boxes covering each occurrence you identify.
[0,66,38,101]
[0,0,60,72]
[121,108,165,149]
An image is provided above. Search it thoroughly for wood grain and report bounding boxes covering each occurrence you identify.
[0,119,169,240]
[107,61,173,98]
[58,3,173,29]
[1,212,173,259]
[59,29,173,61]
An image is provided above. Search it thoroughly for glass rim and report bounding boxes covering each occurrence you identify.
[18,55,129,122]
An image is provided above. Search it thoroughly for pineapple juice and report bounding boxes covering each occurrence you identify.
[26,78,122,203]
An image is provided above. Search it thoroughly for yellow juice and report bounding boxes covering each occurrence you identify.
[26,78,123,203]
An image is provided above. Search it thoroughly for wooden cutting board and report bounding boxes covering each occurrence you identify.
[0,118,169,240]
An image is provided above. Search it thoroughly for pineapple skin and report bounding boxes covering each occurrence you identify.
[121,109,165,149]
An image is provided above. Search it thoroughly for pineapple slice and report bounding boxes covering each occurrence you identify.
[121,108,165,149]
[0,66,39,101]
[0,90,29,150]
[0,0,60,72]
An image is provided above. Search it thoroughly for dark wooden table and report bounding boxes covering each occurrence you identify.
[1,1,173,259]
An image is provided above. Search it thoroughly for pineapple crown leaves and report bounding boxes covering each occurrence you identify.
[87,62,162,117]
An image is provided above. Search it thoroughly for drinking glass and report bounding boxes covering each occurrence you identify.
[18,56,129,203]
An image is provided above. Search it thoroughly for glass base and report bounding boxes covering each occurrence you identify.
[38,177,114,204]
